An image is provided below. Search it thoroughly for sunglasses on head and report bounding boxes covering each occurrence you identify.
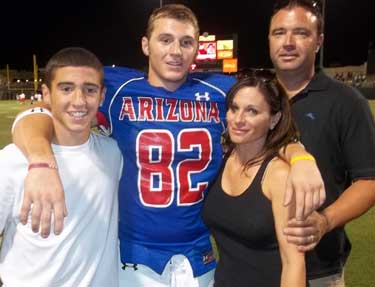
[236,68,276,82]
[273,0,322,14]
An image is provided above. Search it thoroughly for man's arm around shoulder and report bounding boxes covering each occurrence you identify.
[12,103,67,238]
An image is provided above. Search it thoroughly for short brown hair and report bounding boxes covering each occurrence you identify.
[272,0,324,35]
[44,47,104,88]
[145,4,200,40]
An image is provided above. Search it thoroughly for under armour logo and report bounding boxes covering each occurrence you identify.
[31,108,44,112]
[305,112,316,120]
[122,263,138,271]
[195,92,210,101]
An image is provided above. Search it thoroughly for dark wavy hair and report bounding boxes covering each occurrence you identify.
[224,71,298,168]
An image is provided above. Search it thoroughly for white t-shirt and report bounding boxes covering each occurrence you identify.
[0,133,123,287]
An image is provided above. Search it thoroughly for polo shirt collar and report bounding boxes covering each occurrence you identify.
[303,69,330,92]
[291,69,329,103]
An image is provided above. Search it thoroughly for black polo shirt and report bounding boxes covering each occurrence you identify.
[291,70,375,279]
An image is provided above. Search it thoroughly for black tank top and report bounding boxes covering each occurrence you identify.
[202,156,282,287]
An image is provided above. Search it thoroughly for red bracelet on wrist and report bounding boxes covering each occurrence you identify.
[28,162,58,171]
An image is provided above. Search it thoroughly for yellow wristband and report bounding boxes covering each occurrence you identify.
[290,155,316,165]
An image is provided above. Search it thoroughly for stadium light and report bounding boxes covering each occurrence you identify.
[319,0,326,68]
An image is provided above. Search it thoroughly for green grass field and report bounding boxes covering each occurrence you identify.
[0,101,27,148]
[1,100,375,286]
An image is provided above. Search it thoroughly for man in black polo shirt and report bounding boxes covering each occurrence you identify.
[268,0,375,286]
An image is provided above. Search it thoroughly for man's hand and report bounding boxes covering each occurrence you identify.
[284,159,326,220]
[20,167,67,238]
[283,211,329,252]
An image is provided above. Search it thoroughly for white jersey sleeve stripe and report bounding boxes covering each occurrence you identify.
[107,77,145,135]
[192,78,227,98]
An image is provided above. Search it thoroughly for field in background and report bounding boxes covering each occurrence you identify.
[0,101,27,148]
[1,100,375,286]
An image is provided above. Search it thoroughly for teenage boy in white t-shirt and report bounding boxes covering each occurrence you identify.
[0,47,123,287]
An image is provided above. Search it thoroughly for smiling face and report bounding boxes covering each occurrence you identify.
[269,6,323,75]
[142,17,198,91]
[226,86,281,153]
[43,66,104,145]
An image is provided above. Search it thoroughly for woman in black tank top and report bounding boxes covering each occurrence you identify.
[202,73,306,287]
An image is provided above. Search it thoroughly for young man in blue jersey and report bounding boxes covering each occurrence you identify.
[12,4,325,286]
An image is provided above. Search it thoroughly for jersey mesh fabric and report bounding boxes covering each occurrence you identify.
[100,66,236,276]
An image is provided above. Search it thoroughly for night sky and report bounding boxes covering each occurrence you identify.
[1,0,374,70]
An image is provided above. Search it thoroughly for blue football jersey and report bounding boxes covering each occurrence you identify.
[100,66,236,276]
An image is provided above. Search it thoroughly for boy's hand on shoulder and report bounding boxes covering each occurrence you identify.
[285,158,326,220]
[20,164,67,238]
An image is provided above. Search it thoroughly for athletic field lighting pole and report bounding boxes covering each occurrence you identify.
[318,0,326,68]
[33,54,38,92]
[6,64,10,93]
